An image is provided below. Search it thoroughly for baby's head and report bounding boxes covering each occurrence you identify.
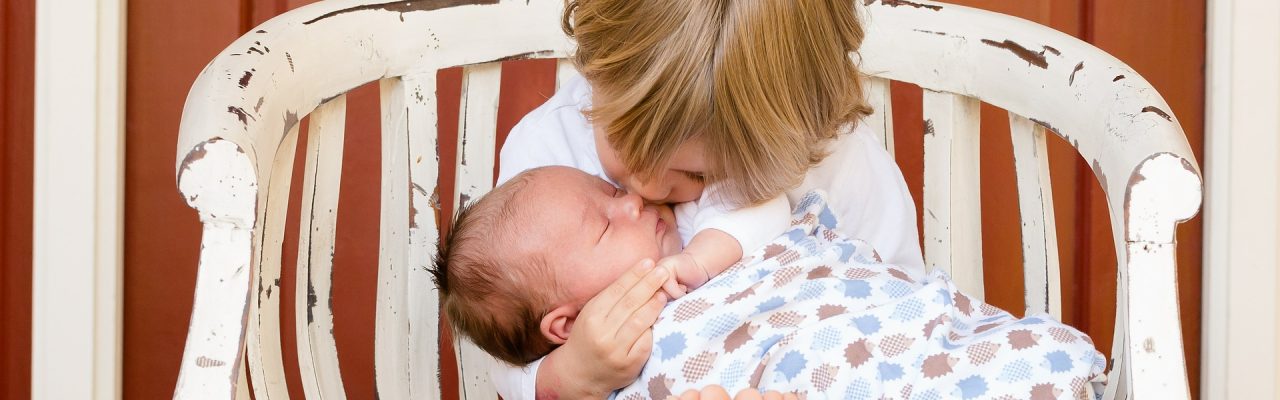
[433,166,681,365]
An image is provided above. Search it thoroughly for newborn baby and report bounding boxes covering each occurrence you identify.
[434,166,1106,399]
[434,165,728,366]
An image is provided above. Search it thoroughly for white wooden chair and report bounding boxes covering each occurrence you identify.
[172,1,1201,399]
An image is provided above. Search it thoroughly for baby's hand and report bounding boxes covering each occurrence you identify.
[656,253,711,299]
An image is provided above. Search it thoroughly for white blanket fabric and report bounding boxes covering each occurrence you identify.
[615,192,1106,400]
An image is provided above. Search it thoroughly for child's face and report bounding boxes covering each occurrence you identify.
[520,167,682,306]
[594,124,708,204]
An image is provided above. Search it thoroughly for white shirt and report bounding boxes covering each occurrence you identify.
[492,76,924,400]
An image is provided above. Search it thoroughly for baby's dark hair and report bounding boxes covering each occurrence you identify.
[430,169,560,366]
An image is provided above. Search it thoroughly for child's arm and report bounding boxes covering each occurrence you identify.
[657,194,790,296]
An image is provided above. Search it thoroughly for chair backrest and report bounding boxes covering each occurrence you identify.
[172,1,1201,399]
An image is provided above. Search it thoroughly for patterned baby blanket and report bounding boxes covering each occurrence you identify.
[615,191,1106,400]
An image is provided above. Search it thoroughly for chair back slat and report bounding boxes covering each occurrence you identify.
[921,90,984,298]
[376,73,444,400]
[247,121,302,400]
[1008,113,1063,319]
[452,63,503,400]
[294,96,349,400]
[556,58,580,91]
[864,76,895,155]
[403,73,446,400]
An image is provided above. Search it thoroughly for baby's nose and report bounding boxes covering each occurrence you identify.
[621,192,643,220]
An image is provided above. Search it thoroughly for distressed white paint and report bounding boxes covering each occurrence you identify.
[376,76,415,400]
[921,90,984,298]
[174,140,258,399]
[1203,0,1280,398]
[32,0,125,398]
[402,72,444,400]
[1009,114,1062,319]
[295,96,348,400]
[1124,154,1201,398]
[453,63,503,400]
[172,0,1203,398]
[863,77,895,156]
[247,120,301,400]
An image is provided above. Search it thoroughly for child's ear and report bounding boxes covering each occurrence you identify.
[540,304,579,345]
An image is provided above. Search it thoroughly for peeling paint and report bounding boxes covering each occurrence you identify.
[286,52,295,72]
[1029,118,1062,136]
[254,97,265,113]
[1140,106,1172,122]
[1113,75,1126,82]
[195,356,226,368]
[913,29,948,36]
[303,0,500,25]
[227,106,254,125]
[1042,45,1061,56]
[476,50,557,65]
[980,39,1049,69]
[1068,62,1084,85]
[306,283,318,324]
[238,70,254,89]
[924,119,936,136]
[1092,159,1108,191]
[871,0,943,11]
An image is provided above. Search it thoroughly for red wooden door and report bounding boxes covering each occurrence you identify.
[1,1,35,399]
[119,1,1204,399]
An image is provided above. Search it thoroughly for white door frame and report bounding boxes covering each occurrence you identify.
[31,0,125,399]
[1202,0,1280,398]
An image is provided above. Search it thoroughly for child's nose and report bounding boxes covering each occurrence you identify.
[626,176,669,202]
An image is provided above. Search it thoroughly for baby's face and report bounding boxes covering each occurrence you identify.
[519,167,682,306]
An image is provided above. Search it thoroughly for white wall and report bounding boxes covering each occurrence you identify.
[1203,0,1280,398]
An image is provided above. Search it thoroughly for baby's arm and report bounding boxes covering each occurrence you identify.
[658,194,790,296]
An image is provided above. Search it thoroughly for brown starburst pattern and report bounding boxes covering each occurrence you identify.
[1007,329,1041,350]
[1030,383,1062,400]
[953,292,974,315]
[724,322,758,353]
[647,374,674,400]
[807,265,834,280]
[887,268,915,283]
[844,339,874,368]
[726,282,761,304]
[921,353,958,378]
[817,304,847,320]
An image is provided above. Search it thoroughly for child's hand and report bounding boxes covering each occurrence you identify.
[539,259,670,398]
[656,253,711,299]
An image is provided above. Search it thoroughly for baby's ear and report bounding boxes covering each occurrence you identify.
[540,304,578,344]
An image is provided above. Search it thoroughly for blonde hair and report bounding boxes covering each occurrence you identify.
[563,0,873,206]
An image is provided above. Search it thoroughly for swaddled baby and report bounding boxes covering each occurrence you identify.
[433,165,1107,399]
[433,165,739,367]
